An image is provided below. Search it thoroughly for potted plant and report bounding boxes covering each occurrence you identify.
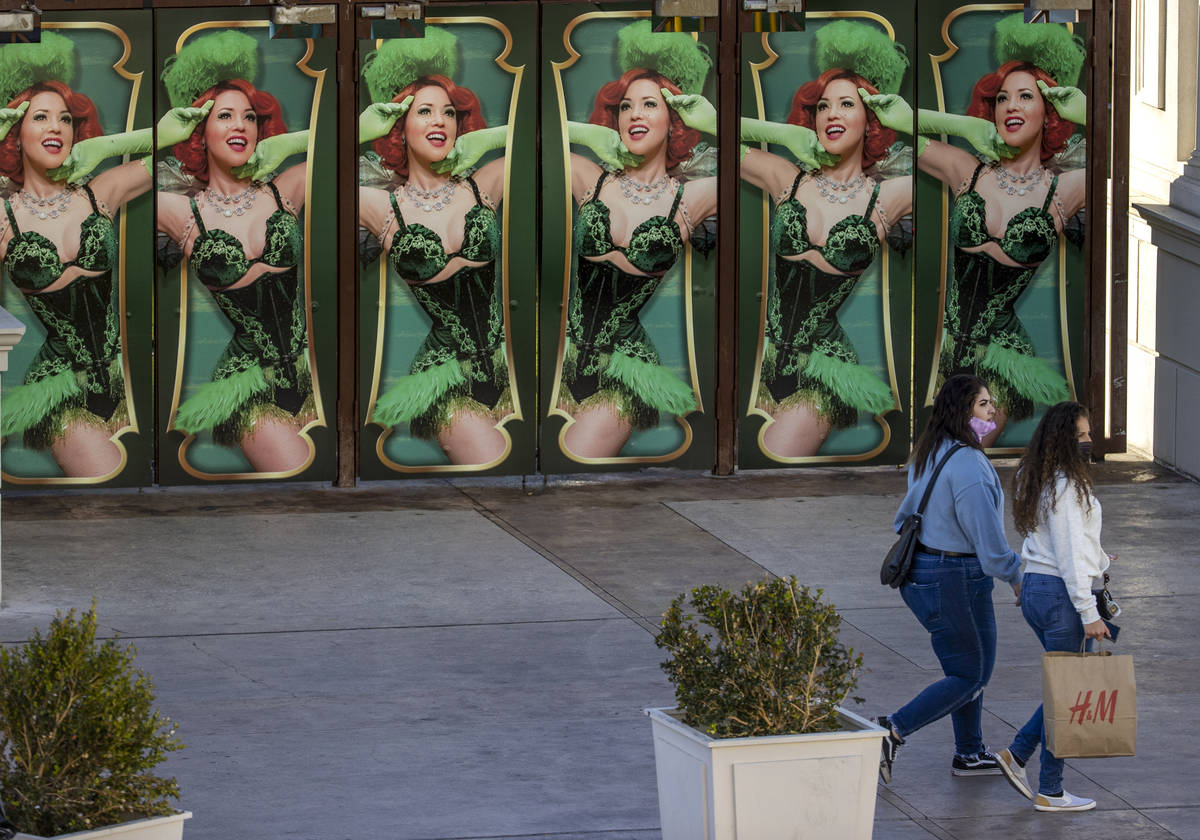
[0,605,190,840]
[648,576,885,840]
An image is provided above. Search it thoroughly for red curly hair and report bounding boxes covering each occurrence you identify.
[589,69,701,170]
[787,69,895,169]
[968,60,1075,162]
[374,76,485,178]
[173,79,286,184]
[0,81,102,185]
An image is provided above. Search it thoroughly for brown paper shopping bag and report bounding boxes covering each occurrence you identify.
[1043,649,1137,758]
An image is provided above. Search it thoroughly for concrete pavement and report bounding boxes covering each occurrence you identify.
[0,457,1196,839]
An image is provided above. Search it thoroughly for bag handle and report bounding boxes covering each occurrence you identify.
[913,443,966,518]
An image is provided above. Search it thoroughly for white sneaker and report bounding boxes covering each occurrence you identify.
[995,749,1033,801]
[1035,791,1096,812]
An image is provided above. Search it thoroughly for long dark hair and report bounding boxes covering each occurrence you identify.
[911,374,986,476]
[1012,401,1092,536]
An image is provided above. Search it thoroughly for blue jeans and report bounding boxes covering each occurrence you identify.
[1010,572,1089,796]
[890,552,997,756]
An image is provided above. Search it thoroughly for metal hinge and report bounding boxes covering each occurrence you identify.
[743,0,804,11]
[0,11,35,32]
[360,3,423,20]
[656,0,719,15]
[272,4,337,26]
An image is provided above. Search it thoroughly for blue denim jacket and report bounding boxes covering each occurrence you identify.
[894,439,1022,585]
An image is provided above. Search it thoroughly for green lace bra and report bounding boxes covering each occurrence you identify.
[387,176,499,284]
[188,181,301,289]
[773,172,880,275]
[576,171,685,276]
[952,162,1058,265]
[3,185,116,290]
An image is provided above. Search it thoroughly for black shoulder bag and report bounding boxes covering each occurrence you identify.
[880,443,965,588]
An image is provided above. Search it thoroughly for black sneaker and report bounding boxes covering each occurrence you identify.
[876,716,903,784]
[951,750,1003,776]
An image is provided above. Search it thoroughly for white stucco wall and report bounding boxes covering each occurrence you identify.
[1126,0,1200,479]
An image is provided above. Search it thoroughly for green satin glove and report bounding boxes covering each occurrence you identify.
[0,101,28,142]
[48,128,151,183]
[1037,80,1086,126]
[916,109,1016,161]
[157,100,213,148]
[741,117,839,169]
[431,125,507,176]
[231,130,309,181]
[567,120,642,170]
[661,89,717,136]
[359,96,411,144]
[859,89,913,135]
[859,88,928,156]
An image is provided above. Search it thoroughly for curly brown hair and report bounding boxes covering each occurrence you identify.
[786,69,896,169]
[1012,401,1092,536]
[589,69,701,170]
[968,61,1075,163]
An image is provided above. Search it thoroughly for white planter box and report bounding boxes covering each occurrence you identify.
[647,706,885,840]
[16,811,191,840]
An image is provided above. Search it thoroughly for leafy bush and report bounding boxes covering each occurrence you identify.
[0,605,183,837]
[656,576,863,738]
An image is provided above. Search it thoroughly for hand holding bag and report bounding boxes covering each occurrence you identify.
[1043,641,1137,758]
[880,444,965,588]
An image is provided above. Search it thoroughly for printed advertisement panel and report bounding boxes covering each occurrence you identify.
[356,6,538,476]
[154,10,336,482]
[737,9,916,467]
[913,5,1087,451]
[0,13,154,486]
[540,6,718,471]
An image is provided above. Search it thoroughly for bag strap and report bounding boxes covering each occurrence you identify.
[914,443,966,516]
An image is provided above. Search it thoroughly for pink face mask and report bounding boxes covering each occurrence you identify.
[969,416,997,442]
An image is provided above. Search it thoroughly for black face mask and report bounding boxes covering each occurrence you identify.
[1078,440,1093,460]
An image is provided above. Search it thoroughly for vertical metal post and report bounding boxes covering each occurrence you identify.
[714,0,740,474]
[1108,0,1130,452]
[1084,0,1111,452]
[335,1,359,486]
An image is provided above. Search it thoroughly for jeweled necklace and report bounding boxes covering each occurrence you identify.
[18,187,73,220]
[205,184,259,218]
[618,172,674,206]
[404,178,457,213]
[994,164,1045,197]
[814,172,867,205]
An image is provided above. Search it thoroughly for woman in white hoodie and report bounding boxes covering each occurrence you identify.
[994,401,1115,813]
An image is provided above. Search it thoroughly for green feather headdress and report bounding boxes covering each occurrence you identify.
[813,19,908,95]
[616,20,712,96]
[0,31,76,107]
[161,30,259,108]
[993,13,1085,87]
[362,26,459,104]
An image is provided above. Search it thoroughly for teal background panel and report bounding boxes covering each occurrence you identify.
[357,6,539,477]
[0,12,154,486]
[539,5,717,474]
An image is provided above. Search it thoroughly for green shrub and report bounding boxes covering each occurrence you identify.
[0,605,183,837]
[656,576,863,738]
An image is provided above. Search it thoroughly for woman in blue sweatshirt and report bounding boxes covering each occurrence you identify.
[876,373,1023,784]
